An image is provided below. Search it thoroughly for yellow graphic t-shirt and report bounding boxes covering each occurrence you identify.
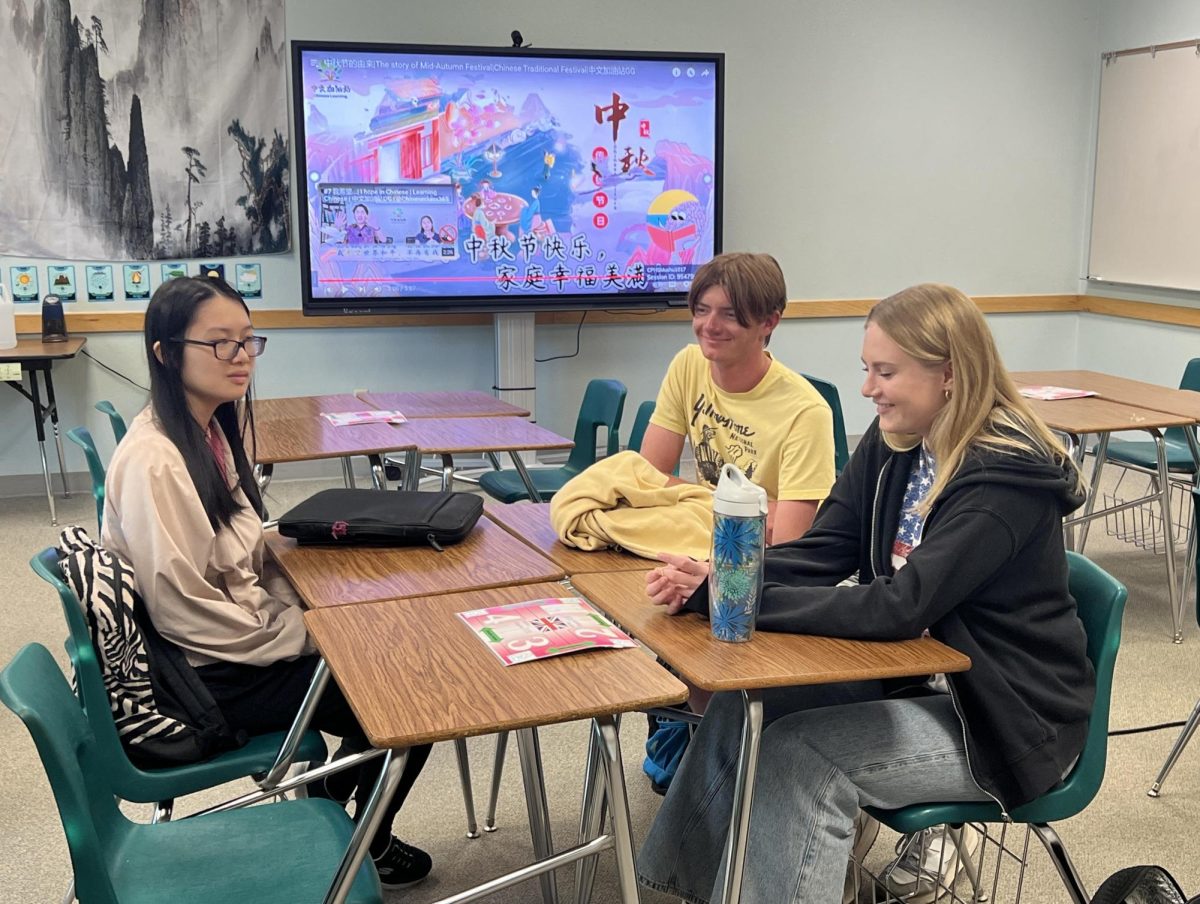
[650,345,835,501]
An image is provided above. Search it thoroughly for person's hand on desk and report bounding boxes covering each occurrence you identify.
[646,552,710,614]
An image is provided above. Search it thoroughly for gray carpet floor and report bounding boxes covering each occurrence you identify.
[1,463,1198,903]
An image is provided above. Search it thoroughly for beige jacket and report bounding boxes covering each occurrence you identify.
[102,408,312,667]
[549,451,713,561]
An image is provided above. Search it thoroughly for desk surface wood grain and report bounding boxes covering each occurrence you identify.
[1021,395,1194,434]
[253,394,372,422]
[357,391,530,419]
[571,571,971,692]
[1013,369,1200,421]
[0,336,86,361]
[265,518,567,607]
[304,581,688,748]
[253,417,414,464]
[485,503,655,574]
[386,416,573,454]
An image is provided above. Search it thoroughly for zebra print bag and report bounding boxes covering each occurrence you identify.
[58,526,245,766]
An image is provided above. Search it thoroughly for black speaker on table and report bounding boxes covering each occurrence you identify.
[41,295,68,343]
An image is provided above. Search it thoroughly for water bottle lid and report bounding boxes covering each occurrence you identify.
[713,464,768,516]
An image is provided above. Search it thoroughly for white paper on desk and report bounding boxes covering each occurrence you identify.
[321,410,407,426]
[1018,386,1097,401]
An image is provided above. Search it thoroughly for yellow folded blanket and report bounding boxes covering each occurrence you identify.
[549,451,713,561]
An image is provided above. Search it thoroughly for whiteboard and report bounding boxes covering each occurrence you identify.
[1089,43,1200,291]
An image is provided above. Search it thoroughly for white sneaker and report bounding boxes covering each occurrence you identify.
[882,823,980,903]
[842,811,880,904]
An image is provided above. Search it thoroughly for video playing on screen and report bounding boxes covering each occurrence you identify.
[292,42,723,314]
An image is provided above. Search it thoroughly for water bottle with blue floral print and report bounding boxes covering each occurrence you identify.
[709,464,768,643]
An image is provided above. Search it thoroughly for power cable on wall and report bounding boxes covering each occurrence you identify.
[81,349,149,393]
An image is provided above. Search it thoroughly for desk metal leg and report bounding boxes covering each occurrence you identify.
[368,454,386,491]
[718,690,764,904]
[340,457,357,489]
[442,453,456,491]
[1075,432,1108,552]
[24,367,59,525]
[404,450,422,491]
[573,726,609,904]
[323,748,408,904]
[517,727,559,904]
[509,450,541,502]
[455,738,482,838]
[1152,432,1184,642]
[592,716,641,904]
[41,365,70,499]
[484,731,509,832]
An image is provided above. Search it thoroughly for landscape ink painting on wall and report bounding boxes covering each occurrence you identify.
[0,0,291,261]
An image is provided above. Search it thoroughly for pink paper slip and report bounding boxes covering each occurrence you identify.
[458,597,638,666]
[1018,386,1097,401]
[321,410,407,426]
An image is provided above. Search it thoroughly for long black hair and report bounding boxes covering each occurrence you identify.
[144,276,264,530]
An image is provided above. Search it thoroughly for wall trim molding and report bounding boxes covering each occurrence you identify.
[13,292,1199,335]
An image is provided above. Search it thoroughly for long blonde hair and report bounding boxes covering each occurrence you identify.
[866,283,1084,512]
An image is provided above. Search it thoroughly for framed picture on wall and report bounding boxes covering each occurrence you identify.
[235,263,262,298]
[123,264,151,300]
[9,266,39,302]
[86,265,115,301]
[47,265,77,302]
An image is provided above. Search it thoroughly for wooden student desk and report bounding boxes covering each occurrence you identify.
[390,417,574,498]
[571,570,971,904]
[484,503,656,574]
[264,518,566,608]
[0,336,86,524]
[252,394,373,423]
[356,390,530,419]
[252,416,414,492]
[304,582,688,904]
[1017,388,1199,641]
[1013,369,1200,420]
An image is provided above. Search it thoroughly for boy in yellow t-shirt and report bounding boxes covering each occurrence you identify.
[640,252,834,546]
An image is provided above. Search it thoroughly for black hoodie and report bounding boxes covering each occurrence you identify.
[685,419,1094,812]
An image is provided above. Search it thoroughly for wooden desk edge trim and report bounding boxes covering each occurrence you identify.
[668,654,972,692]
[32,294,1200,333]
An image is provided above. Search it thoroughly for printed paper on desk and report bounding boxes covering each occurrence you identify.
[321,410,407,426]
[1018,386,1098,401]
[458,597,638,666]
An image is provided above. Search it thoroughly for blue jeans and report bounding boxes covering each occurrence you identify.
[637,688,989,904]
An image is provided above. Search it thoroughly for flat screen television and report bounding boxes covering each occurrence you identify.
[291,41,724,315]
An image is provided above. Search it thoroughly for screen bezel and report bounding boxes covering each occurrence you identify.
[291,39,724,316]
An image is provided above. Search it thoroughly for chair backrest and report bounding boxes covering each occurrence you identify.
[66,426,106,532]
[1165,358,1200,446]
[565,379,627,473]
[94,400,128,445]
[31,548,150,802]
[1013,551,1126,823]
[800,373,850,475]
[626,400,656,454]
[0,643,130,904]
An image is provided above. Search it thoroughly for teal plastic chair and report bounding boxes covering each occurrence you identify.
[479,378,627,503]
[626,401,656,454]
[95,400,128,445]
[800,373,850,475]
[0,643,381,904]
[66,427,107,533]
[1148,488,1200,797]
[31,548,327,821]
[864,552,1127,904]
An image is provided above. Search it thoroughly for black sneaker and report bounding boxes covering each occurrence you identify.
[372,837,432,888]
[303,773,352,807]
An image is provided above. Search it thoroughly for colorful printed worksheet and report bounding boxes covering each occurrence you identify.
[1018,386,1098,401]
[320,410,407,426]
[458,597,637,666]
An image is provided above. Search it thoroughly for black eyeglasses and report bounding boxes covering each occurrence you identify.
[172,336,268,361]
